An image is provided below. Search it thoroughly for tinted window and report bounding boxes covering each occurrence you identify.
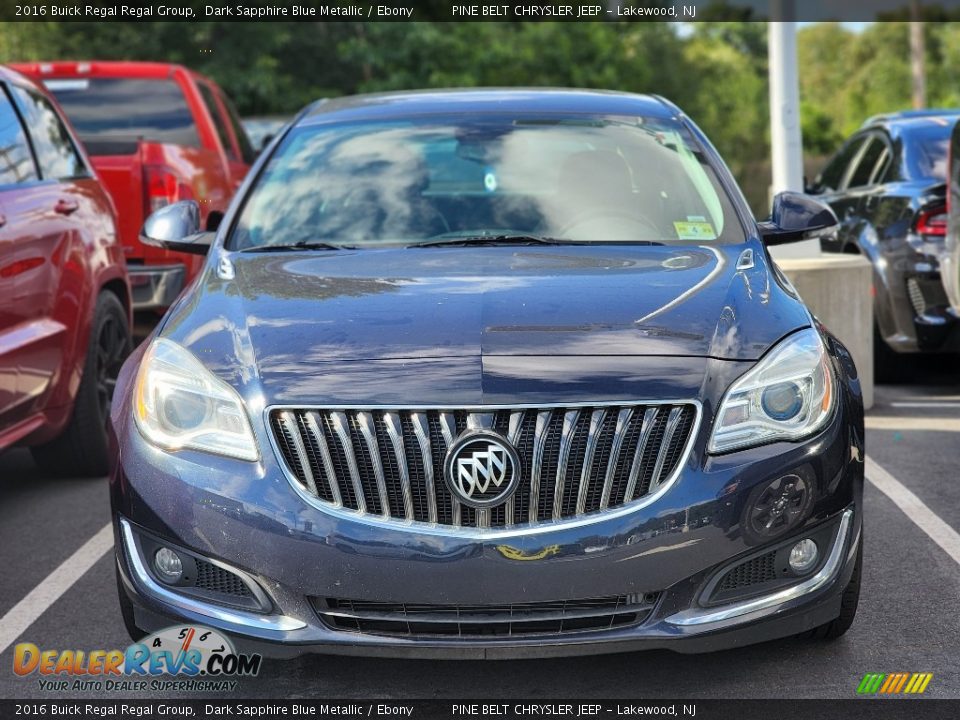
[11,86,85,180]
[848,137,885,188]
[220,92,256,164]
[817,137,866,192]
[44,78,199,152]
[231,114,745,249]
[872,145,893,184]
[198,83,236,161]
[904,120,955,180]
[0,86,37,185]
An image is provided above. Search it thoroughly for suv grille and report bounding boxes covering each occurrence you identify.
[313,593,660,637]
[270,404,697,529]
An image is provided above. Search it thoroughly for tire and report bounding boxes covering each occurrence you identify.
[873,323,906,384]
[115,563,147,642]
[801,534,862,640]
[31,291,132,477]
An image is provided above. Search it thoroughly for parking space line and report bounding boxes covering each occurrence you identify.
[864,417,960,432]
[0,522,113,656]
[890,402,960,409]
[866,457,960,567]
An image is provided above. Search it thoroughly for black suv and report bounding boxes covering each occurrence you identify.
[809,110,960,380]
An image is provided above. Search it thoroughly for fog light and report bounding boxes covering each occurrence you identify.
[153,547,183,583]
[788,538,819,573]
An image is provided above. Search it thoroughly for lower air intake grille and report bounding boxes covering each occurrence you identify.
[717,550,778,592]
[313,594,661,638]
[270,403,697,529]
[194,560,253,599]
[907,275,949,317]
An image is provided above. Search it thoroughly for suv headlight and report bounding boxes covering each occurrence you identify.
[133,338,259,461]
[709,328,834,453]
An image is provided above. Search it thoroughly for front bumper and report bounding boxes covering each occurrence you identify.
[128,264,185,312]
[874,238,960,353]
[110,389,864,658]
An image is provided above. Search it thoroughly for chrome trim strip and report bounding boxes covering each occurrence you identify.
[319,605,647,624]
[650,406,684,492]
[466,412,495,430]
[468,413,496,527]
[505,411,524,526]
[438,412,460,527]
[304,411,341,506]
[383,412,414,520]
[264,400,703,539]
[475,508,490,528]
[600,408,633,510]
[269,400,697,410]
[576,409,607,515]
[410,412,437,523]
[552,410,580,520]
[329,411,367,514]
[666,509,854,627]
[623,407,659,502]
[119,519,305,632]
[278,411,317,496]
[356,412,391,518]
[529,410,552,523]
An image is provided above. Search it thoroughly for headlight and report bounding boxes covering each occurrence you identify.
[133,338,259,461]
[709,328,834,453]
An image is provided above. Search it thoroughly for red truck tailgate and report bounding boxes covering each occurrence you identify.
[88,153,145,262]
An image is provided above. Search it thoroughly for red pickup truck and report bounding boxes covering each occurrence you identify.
[11,61,254,315]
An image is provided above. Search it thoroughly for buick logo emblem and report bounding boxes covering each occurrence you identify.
[443,432,521,509]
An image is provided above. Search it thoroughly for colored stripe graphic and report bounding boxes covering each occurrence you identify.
[858,673,933,694]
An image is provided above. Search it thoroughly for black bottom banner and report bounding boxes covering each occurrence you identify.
[0,700,957,720]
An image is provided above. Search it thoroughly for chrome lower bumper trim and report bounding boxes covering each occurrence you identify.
[665,509,853,627]
[119,518,306,632]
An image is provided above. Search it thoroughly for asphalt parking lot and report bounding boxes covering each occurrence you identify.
[1,359,958,701]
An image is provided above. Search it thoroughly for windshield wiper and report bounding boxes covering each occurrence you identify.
[411,235,666,248]
[410,234,579,248]
[241,241,353,253]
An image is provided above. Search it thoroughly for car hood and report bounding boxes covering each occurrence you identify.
[160,243,810,402]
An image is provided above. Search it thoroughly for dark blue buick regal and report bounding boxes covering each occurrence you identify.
[110,89,865,658]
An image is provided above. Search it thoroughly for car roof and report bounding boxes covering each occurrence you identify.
[297,88,678,126]
[861,108,960,130]
[8,60,201,82]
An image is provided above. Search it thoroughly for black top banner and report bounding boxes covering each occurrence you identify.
[5,0,960,23]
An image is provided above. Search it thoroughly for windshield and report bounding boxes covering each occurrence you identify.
[229,113,744,250]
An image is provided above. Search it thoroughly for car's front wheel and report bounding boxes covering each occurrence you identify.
[31,291,132,477]
[801,534,862,640]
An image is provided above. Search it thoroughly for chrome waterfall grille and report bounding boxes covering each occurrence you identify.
[270,403,698,529]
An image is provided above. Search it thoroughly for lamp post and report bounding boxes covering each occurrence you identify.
[768,4,820,257]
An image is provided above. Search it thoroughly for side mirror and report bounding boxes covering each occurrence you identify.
[758,191,838,246]
[139,200,212,255]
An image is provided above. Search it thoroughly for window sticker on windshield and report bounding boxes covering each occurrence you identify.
[673,220,716,241]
